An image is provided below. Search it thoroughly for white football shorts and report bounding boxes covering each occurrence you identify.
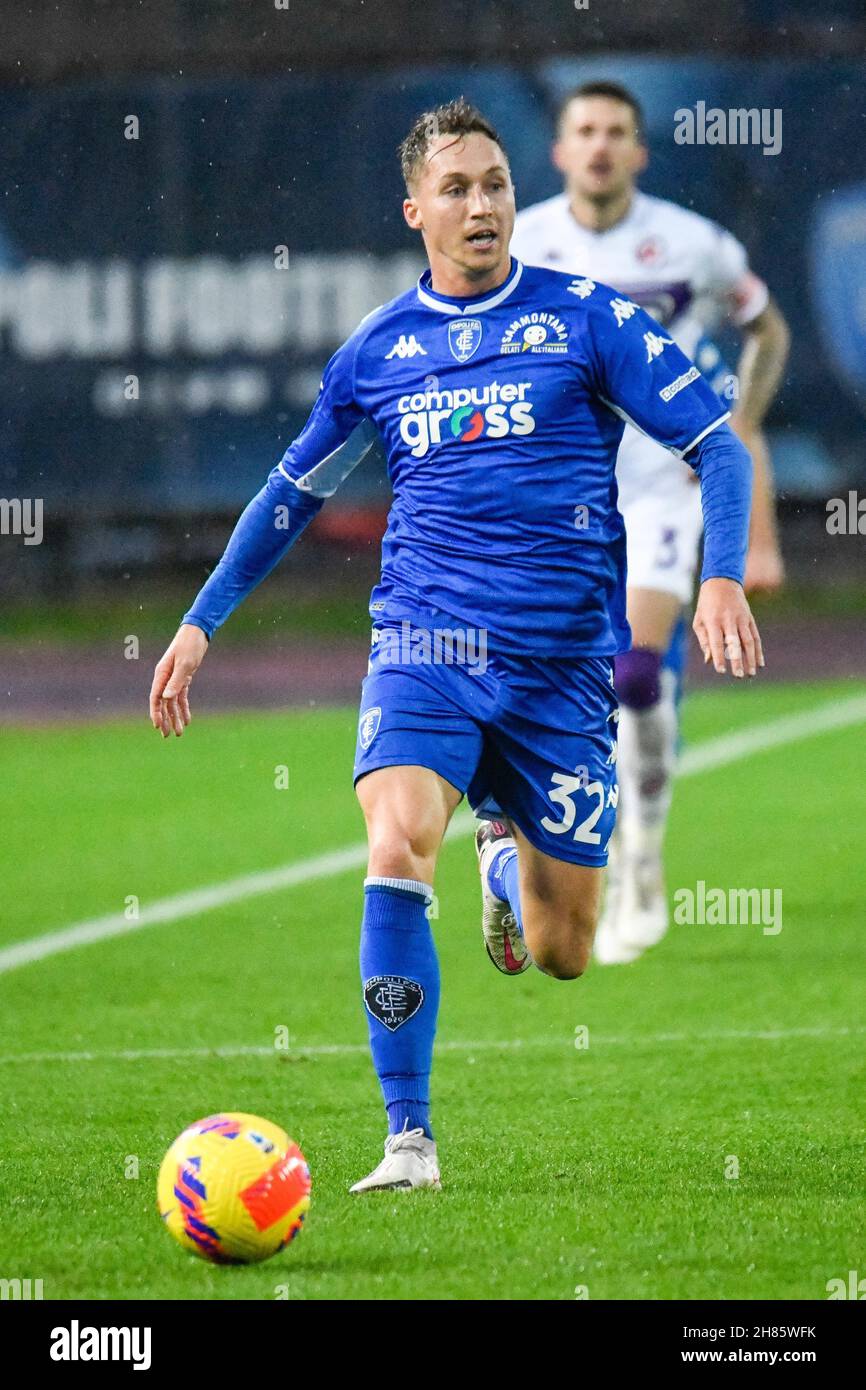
[616,427,705,604]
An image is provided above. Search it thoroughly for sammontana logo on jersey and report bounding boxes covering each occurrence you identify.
[500,310,569,355]
[397,381,535,458]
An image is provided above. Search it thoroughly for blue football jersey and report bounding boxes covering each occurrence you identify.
[184,259,744,655]
[273,259,728,657]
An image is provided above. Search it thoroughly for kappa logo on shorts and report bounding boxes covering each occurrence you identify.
[363,975,424,1031]
[358,706,381,750]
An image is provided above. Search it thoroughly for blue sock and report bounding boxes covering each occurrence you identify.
[360,878,440,1141]
[487,844,525,940]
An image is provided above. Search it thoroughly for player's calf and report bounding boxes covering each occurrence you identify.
[508,823,604,980]
[351,764,463,1189]
[523,900,596,980]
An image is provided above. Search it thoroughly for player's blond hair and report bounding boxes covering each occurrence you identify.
[399,98,507,192]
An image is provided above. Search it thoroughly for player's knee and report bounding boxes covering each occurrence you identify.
[533,939,590,981]
[614,648,663,710]
[365,822,439,880]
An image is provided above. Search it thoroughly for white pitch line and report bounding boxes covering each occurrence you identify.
[0,1024,863,1066]
[1,691,865,978]
[675,692,866,776]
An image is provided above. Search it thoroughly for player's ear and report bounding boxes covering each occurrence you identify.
[403,196,423,232]
[633,142,649,176]
[551,139,566,175]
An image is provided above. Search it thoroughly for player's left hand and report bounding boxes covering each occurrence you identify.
[693,577,764,678]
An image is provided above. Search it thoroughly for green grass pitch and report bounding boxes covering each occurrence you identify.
[1,678,863,1300]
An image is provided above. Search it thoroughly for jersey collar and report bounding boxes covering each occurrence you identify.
[416,258,523,315]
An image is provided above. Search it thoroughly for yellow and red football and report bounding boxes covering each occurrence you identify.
[157,1112,311,1264]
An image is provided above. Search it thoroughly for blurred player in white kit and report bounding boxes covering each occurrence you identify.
[511,81,789,963]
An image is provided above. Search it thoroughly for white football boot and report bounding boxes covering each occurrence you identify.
[349,1125,441,1194]
[617,853,669,953]
[611,679,676,957]
[474,819,532,975]
[593,830,642,965]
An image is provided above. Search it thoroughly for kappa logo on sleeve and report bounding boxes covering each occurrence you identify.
[610,296,639,326]
[644,330,674,362]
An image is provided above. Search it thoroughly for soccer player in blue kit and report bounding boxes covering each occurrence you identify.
[149,100,764,1192]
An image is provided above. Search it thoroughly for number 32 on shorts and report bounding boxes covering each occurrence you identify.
[540,772,618,847]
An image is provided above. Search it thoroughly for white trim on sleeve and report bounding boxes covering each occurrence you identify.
[598,397,730,459]
[679,412,731,458]
[281,418,378,498]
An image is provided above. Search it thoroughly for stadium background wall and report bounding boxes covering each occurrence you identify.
[1,16,864,599]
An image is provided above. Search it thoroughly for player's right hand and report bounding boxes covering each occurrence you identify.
[149,623,209,737]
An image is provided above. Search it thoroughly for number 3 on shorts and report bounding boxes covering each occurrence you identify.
[540,772,606,844]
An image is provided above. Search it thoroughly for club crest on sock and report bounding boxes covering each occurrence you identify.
[363,975,424,1032]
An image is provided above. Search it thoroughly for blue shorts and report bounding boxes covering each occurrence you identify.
[353,627,619,868]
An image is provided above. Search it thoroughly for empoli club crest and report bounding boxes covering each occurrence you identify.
[448,318,483,363]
